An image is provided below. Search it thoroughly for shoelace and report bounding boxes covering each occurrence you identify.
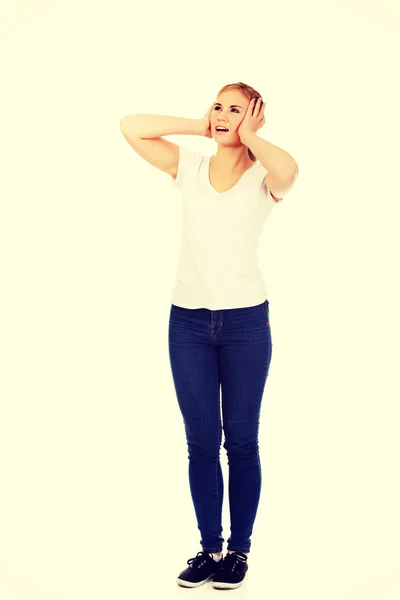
[220,552,247,572]
[187,551,213,569]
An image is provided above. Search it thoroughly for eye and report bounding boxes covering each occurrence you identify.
[214,106,239,113]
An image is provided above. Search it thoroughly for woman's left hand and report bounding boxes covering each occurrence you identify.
[238,98,266,140]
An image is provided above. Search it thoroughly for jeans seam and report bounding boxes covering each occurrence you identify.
[215,399,221,551]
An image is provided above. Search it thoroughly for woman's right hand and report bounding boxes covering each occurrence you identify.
[200,103,214,138]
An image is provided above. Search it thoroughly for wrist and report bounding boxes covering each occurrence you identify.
[239,130,256,143]
[196,119,208,136]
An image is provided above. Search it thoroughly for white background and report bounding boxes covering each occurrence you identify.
[1,1,399,598]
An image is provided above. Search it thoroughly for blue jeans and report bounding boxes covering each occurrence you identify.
[168,298,272,553]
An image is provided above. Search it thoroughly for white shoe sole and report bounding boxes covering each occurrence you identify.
[176,573,215,587]
[212,571,247,589]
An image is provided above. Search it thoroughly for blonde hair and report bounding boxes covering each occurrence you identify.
[216,81,263,162]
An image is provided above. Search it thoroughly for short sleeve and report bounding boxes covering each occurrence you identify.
[257,165,283,205]
[171,145,204,189]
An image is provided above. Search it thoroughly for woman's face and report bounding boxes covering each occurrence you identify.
[211,91,250,139]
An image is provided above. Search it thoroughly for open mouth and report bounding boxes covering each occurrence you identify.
[215,126,230,134]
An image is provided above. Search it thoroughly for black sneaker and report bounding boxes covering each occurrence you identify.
[176,551,222,587]
[212,551,249,589]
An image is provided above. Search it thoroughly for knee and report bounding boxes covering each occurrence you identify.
[187,442,221,462]
[223,438,260,462]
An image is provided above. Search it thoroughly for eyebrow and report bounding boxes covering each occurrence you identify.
[214,103,243,109]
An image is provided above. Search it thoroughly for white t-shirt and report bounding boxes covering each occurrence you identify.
[170,145,281,310]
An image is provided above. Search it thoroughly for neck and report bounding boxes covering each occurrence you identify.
[211,146,254,173]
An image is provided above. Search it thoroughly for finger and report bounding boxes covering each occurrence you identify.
[253,97,262,116]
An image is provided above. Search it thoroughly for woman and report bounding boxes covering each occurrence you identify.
[120,82,299,590]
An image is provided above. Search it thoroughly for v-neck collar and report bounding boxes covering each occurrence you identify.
[206,156,258,196]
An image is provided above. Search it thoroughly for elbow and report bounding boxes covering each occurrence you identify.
[120,115,137,132]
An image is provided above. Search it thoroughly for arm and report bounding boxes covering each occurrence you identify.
[120,114,205,139]
[240,131,299,200]
[119,114,205,179]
